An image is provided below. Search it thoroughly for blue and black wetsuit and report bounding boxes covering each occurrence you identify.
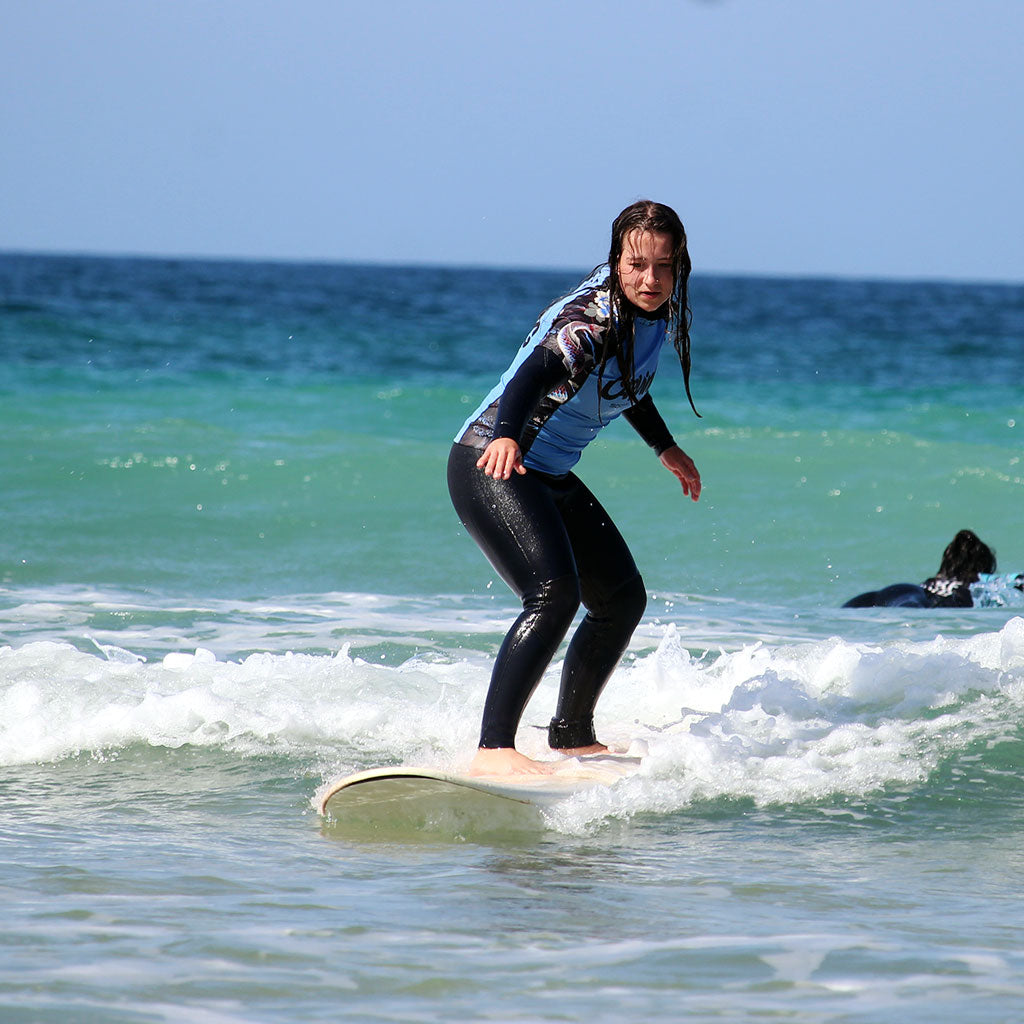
[447,267,676,750]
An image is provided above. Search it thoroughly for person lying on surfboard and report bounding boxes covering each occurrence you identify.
[447,200,702,776]
[843,528,1023,609]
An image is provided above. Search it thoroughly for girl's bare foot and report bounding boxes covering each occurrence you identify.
[469,747,554,776]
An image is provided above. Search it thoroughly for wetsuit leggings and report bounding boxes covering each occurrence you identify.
[447,443,647,750]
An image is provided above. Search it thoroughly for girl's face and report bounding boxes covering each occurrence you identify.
[617,229,675,312]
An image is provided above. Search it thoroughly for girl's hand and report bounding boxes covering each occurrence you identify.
[659,445,701,501]
[477,438,526,480]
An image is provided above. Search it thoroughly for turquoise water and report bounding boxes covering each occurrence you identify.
[2,252,1024,1021]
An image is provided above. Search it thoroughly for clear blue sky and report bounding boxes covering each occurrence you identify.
[3,0,1021,281]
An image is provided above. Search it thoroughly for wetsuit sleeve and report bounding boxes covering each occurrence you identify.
[492,345,570,442]
[622,394,676,456]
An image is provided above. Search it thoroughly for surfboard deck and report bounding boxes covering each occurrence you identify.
[317,756,641,830]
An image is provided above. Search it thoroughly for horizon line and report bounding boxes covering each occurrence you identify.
[1,245,1021,290]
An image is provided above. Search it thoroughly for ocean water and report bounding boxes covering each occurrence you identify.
[2,251,1023,1022]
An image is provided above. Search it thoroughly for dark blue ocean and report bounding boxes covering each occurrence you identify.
[2,251,1023,1022]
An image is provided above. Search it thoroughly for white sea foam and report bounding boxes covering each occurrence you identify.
[4,611,1023,831]
[547,616,1024,832]
[0,639,484,769]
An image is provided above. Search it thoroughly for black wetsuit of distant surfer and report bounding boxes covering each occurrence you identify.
[844,573,1024,609]
[842,578,973,609]
[447,266,676,750]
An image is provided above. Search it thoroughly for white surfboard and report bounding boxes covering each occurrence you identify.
[318,756,640,831]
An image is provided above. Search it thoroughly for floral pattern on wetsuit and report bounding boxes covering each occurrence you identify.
[556,321,601,377]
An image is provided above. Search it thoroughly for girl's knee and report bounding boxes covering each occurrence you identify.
[604,573,647,630]
[524,574,580,628]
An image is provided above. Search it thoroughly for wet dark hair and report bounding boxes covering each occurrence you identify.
[603,199,699,417]
[936,529,996,583]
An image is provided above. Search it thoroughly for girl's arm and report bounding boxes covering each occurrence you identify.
[624,394,701,501]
